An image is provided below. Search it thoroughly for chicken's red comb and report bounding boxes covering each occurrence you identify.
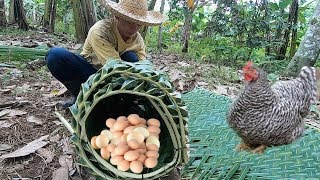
[243,61,253,71]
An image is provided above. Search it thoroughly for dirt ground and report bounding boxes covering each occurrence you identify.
[0,29,243,180]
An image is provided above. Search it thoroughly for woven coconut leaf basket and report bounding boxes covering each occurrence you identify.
[59,59,189,179]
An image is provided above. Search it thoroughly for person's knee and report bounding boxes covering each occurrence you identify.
[120,51,139,62]
[45,47,69,70]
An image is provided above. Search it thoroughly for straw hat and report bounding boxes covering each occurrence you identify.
[100,0,164,26]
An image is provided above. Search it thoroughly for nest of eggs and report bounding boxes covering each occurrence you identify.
[64,60,189,179]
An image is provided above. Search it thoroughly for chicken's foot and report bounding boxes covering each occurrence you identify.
[236,142,252,151]
[251,145,267,154]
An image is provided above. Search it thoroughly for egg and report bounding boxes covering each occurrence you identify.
[136,148,147,155]
[140,118,147,125]
[124,126,135,134]
[124,150,139,161]
[145,151,159,158]
[113,120,129,131]
[133,127,150,139]
[127,114,141,125]
[110,155,124,165]
[147,126,161,135]
[144,157,158,168]
[149,133,159,139]
[146,135,160,148]
[120,133,128,142]
[128,139,141,150]
[110,138,121,146]
[117,160,130,171]
[130,161,143,174]
[106,118,116,128]
[107,144,116,152]
[100,147,110,160]
[137,154,147,164]
[127,131,144,143]
[147,118,160,127]
[100,129,113,140]
[146,144,159,151]
[112,131,123,139]
[95,134,110,148]
[90,136,99,149]
[117,116,128,122]
[114,144,129,156]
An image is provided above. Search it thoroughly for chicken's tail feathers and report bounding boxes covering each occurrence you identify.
[299,66,318,103]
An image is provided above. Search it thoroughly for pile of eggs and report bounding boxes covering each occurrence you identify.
[90,114,161,173]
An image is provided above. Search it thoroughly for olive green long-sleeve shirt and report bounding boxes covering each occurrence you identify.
[80,18,146,67]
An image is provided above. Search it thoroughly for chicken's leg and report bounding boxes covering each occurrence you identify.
[236,142,252,151]
[251,145,267,154]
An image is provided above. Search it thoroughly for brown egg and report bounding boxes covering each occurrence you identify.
[124,126,135,134]
[130,161,143,174]
[100,147,110,160]
[145,151,159,158]
[112,131,123,139]
[110,155,124,165]
[127,114,141,125]
[144,157,158,168]
[114,144,129,156]
[107,144,116,152]
[95,134,109,148]
[124,150,139,161]
[146,144,159,151]
[120,133,128,142]
[128,139,141,150]
[136,148,147,155]
[147,118,160,127]
[110,150,117,157]
[117,116,128,122]
[106,118,116,128]
[140,118,147,125]
[117,160,130,171]
[147,126,161,135]
[127,131,144,143]
[137,154,147,164]
[113,120,129,131]
[90,136,99,149]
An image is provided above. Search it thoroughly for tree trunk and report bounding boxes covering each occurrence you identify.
[139,0,157,39]
[289,0,299,59]
[0,0,7,26]
[286,2,320,76]
[72,0,96,42]
[182,8,192,53]
[43,0,57,32]
[157,0,165,52]
[276,0,298,60]
[8,0,14,23]
[14,0,29,30]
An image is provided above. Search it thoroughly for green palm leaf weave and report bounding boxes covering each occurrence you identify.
[181,88,320,179]
[67,59,189,179]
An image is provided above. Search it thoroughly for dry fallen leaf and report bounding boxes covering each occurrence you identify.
[0,135,49,160]
[36,148,54,163]
[0,144,12,151]
[59,155,73,171]
[0,121,15,128]
[52,166,69,180]
[0,109,27,117]
[27,115,43,125]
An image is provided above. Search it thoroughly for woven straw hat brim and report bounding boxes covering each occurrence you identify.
[104,0,164,26]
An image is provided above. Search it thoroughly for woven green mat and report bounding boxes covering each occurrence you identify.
[181,88,320,179]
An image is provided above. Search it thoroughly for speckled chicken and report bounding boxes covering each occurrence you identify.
[227,61,320,153]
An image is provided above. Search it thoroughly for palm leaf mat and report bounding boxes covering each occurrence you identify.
[181,88,320,179]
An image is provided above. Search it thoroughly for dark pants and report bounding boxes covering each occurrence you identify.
[45,47,139,96]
